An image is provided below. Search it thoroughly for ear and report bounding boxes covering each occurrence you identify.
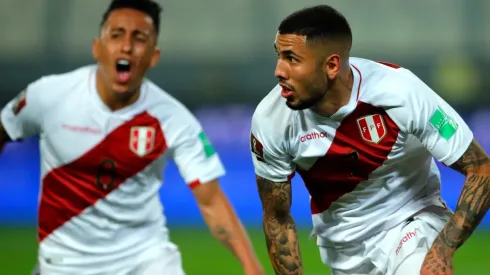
[92,37,101,61]
[323,53,341,80]
[149,47,161,68]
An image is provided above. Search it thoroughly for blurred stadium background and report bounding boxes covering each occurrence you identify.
[0,1,489,274]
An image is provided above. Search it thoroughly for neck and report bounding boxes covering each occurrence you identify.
[95,68,141,111]
[311,66,354,117]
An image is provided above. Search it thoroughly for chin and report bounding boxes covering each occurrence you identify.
[286,100,311,111]
[112,82,134,94]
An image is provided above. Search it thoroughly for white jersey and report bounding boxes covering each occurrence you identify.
[251,58,472,247]
[1,65,225,264]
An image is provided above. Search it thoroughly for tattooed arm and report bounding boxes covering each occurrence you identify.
[444,140,490,248]
[257,175,302,275]
[421,139,490,274]
[193,179,263,274]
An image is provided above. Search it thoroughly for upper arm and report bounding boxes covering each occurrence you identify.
[388,72,473,166]
[250,111,295,182]
[256,175,292,215]
[250,110,295,215]
[1,79,46,141]
[449,139,490,175]
[191,178,222,206]
[169,108,225,188]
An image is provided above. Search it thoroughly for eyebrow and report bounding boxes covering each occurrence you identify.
[274,44,296,56]
[110,27,150,36]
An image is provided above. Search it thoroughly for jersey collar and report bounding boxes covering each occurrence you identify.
[88,66,148,118]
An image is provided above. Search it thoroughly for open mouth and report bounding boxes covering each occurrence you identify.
[115,59,131,83]
[279,83,294,98]
[281,88,294,98]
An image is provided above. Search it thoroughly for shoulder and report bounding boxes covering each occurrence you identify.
[351,57,429,109]
[24,65,95,108]
[143,80,201,132]
[252,85,295,132]
[251,85,296,150]
[31,65,94,92]
[351,57,444,132]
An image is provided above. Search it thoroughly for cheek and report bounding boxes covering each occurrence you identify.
[300,74,325,96]
[99,45,114,63]
[134,44,152,55]
[133,44,146,55]
[135,48,154,64]
[311,70,328,87]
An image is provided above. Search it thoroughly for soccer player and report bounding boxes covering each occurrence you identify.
[0,0,263,274]
[250,5,489,275]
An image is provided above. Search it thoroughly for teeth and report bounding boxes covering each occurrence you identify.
[117,59,130,65]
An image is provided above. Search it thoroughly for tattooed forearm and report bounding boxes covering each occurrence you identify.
[442,140,490,248]
[257,175,302,275]
[422,140,490,273]
[439,173,490,249]
[436,140,490,247]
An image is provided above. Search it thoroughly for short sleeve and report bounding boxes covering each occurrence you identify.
[388,72,473,166]
[1,78,46,140]
[169,112,225,187]
[250,112,295,182]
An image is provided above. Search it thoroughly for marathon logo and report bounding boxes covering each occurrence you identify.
[395,228,420,255]
[300,131,329,142]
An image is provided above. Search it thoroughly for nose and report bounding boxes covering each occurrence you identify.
[274,59,288,80]
[121,35,133,54]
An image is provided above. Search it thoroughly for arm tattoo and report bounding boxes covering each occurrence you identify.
[445,140,490,248]
[450,140,490,173]
[257,175,302,275]
[211,225,236,257]
[425,140,490,271]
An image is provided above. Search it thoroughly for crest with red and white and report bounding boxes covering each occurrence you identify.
[129,126,156,157]
[356,114,387,143]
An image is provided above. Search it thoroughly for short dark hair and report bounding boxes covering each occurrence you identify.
[278,5,352,47]
[100,0,163,36]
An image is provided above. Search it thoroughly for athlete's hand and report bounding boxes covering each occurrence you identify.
[420,244,454,275]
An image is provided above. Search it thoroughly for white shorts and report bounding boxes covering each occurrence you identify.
[319,205,451,275]
[36,241,185,275]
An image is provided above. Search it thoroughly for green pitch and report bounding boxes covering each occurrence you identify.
[1,227,488,274]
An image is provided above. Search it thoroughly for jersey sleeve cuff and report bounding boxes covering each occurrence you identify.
[186,167,226,189]
[441,133,473,166]
[255,169,294,183]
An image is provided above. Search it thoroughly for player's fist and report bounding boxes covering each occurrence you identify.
[420,245,454,275]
